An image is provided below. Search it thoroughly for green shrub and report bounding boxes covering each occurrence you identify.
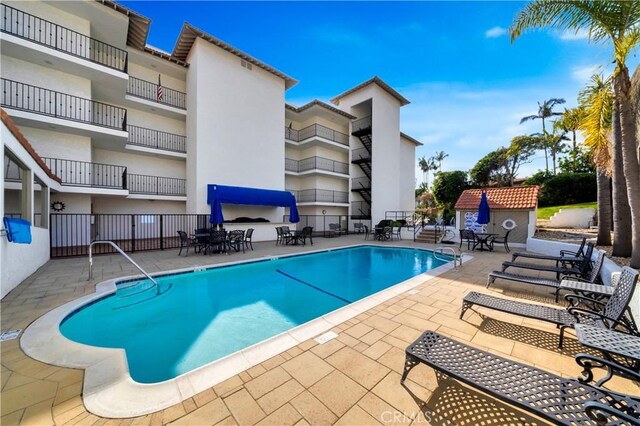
[538,173,596,207]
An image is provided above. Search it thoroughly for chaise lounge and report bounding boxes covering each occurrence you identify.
[461,266,638,348]
[499,243,595,280]
[487,250,605,302]
[401,331,640,425]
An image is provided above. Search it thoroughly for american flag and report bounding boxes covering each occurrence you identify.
[157,74,164,102]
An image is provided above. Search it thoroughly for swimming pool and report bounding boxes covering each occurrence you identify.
[60,246,447,383]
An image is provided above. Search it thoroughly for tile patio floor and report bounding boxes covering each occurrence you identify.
[1,236,638,425]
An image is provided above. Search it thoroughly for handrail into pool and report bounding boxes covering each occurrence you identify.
[88,240,160,294]
[434,246,463,269]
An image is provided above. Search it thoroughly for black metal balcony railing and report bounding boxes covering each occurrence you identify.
[351,201,371,217]
[1,78,127,130]
[128,174,186,196]
[43,157,126,189]
[285,156,349,175]
[352,147,370,161]
[285,123,349,146]
[288,189,349,204]
[351,177,371,190]
[1,4,128,72]
[127,125,186,153]
[352,115,372,133]
[127,76,186,110]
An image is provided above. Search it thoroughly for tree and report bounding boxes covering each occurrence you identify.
[418,156,437,188]
[543,129,570,175]
[520,98,566,172]
[469,149,507,186]
[558,146,595,174]
[578,74,614,247]
[511,0,640,267]
[432,171,470,217]
[433,150,449,172]
[504,135,540,185]
[555,107,586,169]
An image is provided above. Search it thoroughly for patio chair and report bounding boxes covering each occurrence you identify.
[300,226,313,245]
[501,243,595,280]
[510,237,587,263]
[489,229,512,253]
[227,230,245,253]
[281,226,292,245]
[354,223,364,233]
[401,331,640,426]
[363,225,370,240]
[459,229,475,250]
[376,226,392,241]
[487,250,605,302]
[392,225,402,240]
[244,228,254,251]
[461,266,639,348]
[207,230,228,255]
[194,227,210,248]
[275,226,283,245]
[177,231,200,256]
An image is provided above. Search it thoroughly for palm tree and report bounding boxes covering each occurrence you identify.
[555,107,586,169]
[520,98,566,172]
[418,156,437,188]
[578,74,614,246]
[544,129,570,175]
[433,150,449,172]
[510,0,640,267]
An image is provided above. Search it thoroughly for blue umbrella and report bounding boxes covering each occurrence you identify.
[477,191,490,227]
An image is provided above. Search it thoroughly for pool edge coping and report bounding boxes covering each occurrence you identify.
[20,244,471,418]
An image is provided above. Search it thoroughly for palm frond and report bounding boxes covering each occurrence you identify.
[520,114,540,124]
[578,73,613,170]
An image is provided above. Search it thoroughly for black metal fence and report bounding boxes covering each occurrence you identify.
[285,156,349,174]
[1,78,127,130]
[127,125,186,153]
[285,124,349,146]
[43,157,126,189]
[1,4,128,72]
[352,147,370,161]
[352,115,372,132]
[50,213,210,257]
[351,177,371,190]
[127,76,186,110]
[128,174,186,196]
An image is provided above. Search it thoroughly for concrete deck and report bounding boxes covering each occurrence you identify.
[1,236,638,425]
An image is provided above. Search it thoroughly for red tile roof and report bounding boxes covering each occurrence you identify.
[455,186,540,210]
[1,108,62,184]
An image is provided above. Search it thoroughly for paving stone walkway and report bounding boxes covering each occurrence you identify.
[1,237,638,425]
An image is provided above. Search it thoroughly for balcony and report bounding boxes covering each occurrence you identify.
[351,177,371,190]
[128,174,186,196]
[1,78,127,134]
[127,76,186,111]
[43,157,126,189]
[42,157,186,196]
[289,189,348,204]
[285,123,349,147]
[0,4,128,72]
[285,156,349,175]
[127,125,186,154]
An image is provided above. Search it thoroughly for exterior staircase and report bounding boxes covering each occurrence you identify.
[416,228,442,244]
[350,116,373,220]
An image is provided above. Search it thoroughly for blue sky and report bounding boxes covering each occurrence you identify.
[122,1,638,184]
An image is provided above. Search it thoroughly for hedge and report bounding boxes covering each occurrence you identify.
[537,173,597,207]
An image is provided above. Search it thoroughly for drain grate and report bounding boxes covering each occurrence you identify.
[0,329,21,341]
[314,331,338,344]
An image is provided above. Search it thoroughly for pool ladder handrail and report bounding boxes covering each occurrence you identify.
[434,246,463,269]
[88,240,160,294]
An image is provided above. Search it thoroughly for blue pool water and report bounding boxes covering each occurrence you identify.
[60,246,447,383]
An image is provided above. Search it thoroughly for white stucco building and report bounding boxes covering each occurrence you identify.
[1,0,421,265]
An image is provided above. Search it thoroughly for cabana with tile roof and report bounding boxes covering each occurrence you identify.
[454,186,540,247]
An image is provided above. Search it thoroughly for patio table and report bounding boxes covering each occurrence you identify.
[473,233,496,251]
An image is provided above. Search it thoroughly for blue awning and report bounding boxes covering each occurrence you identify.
[207,184,299,224]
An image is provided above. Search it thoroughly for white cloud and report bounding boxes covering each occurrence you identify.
[571,64,602,83]
[485,26,507,38]
[560,28,590,41]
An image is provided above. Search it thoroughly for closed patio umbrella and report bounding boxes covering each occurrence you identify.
[477,191,490,232]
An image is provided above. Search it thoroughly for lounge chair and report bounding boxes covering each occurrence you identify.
[510,237,587,263]
[459,229,475,250]
[500,243,595,280]
[401,331,640,425]
[461,266,638,348]
[487,250,605,302]
[177,231,201,256]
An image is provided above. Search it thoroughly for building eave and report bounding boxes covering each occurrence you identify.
[95,0,151,50]
[400,131,423,146]
[286,100,356,120]
[330,76,410,106]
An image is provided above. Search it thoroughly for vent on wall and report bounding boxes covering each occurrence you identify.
[241,60,253,70]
